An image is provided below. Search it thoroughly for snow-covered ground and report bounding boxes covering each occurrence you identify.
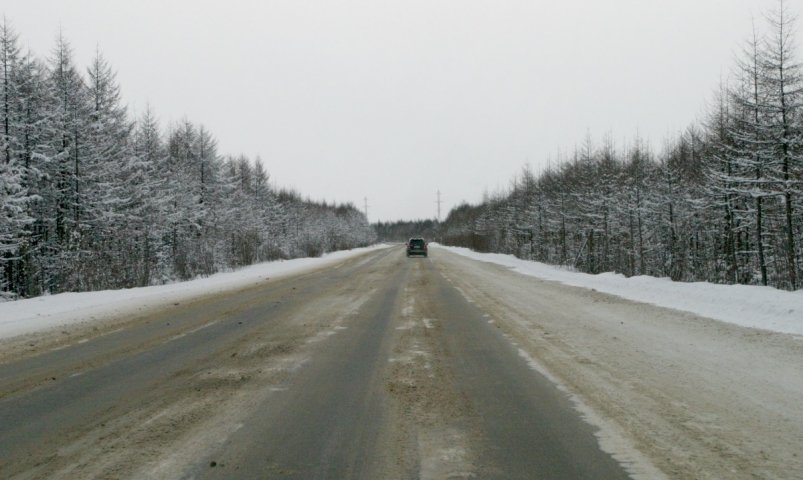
[439,245,803,336]
[0,244,391,340]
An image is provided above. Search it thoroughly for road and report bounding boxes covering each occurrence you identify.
[1,245,801,479]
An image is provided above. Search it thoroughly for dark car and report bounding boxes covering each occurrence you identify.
[406,238,428,257]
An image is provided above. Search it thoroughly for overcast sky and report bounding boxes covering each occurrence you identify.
[2,0,795,222]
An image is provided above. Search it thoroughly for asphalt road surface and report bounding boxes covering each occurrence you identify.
[3,245,800,479]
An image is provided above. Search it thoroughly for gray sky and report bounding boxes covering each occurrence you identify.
[2,0,791,222]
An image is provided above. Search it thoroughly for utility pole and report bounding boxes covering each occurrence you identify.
[436,190,442,221]
[364,197,369,221]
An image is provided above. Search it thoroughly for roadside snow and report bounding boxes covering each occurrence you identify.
[0,245,391,340]
[437,245,803,336]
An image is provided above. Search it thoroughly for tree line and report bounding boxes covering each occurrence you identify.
[0,22,375,299]
[373,219,440,243]
[440,3,803,290]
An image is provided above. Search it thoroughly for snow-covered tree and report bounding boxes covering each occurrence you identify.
[0,23,373,298]
[760,0,803,289]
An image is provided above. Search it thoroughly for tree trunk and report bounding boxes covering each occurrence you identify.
[636,188,645,274]
[756,195,768,286]
[784,191,797,289]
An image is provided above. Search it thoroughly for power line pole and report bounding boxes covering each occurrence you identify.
[436,190,442,221]
[364,197,369,221]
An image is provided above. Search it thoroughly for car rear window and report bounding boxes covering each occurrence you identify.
[409,239,425,247]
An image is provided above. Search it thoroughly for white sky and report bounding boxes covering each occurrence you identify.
[1,0,792,222]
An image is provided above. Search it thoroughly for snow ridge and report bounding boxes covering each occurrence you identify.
[439,245,803,336]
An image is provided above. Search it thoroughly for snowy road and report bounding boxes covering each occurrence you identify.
[0,245,801,479]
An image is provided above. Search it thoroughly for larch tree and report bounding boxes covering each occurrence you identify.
[48,32,93,291]
[132,105,168,285]
[727,21,774,285]
[1,17,21,165]
[761,0,803,289]
[84,49,137,288]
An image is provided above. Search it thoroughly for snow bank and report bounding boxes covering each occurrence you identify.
[437,245,803,336]
[0,245,391,340]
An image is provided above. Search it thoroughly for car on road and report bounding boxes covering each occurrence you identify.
[406,238,428,257]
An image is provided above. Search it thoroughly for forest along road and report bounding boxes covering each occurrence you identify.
[0,246,800,479]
